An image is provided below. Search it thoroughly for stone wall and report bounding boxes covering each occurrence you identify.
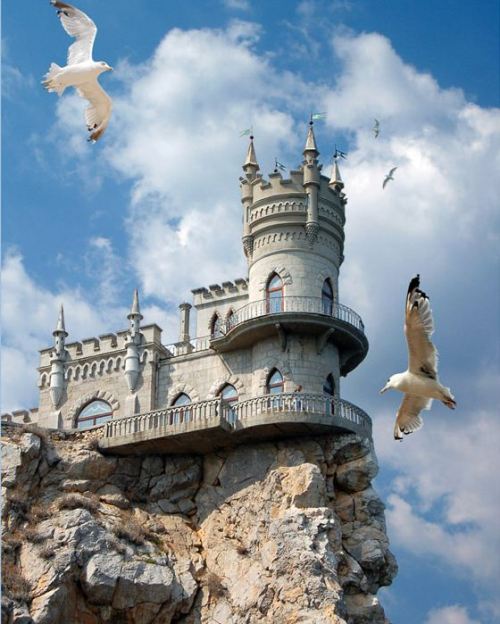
[157,336,341,407]
[1,423,396,623]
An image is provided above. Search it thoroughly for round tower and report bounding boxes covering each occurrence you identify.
[242,123,346,303]
[230,124,367,389]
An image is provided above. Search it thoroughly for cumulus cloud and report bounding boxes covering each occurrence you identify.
[2,251,126,412]
[424,605,482,624]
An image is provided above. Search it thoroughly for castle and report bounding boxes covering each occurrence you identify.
[3,123,371,454]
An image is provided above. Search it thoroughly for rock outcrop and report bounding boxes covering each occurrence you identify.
[1,423,397,623]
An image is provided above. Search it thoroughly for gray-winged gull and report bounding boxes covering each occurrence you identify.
[380,275,456,440]
[383,167,397,189]
[43,1,112,142]
[373,118,380,138]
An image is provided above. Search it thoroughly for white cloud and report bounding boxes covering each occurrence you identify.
[1,251,124,412]
[373,406,500,617]
[424,605,481,624]
[222,0,251,11]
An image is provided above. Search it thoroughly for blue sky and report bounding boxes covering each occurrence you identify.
[2,1,500,623]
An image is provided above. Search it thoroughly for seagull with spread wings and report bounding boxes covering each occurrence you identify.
[43,1,112,142]
[380,275,456,440]
[373,118,380,138]
[382,167,397,189]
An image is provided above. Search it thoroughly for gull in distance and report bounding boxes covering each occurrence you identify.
[382,167,397,189]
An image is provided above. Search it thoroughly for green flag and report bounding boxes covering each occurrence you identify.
[311,112,327,121]
[240,127,253,137]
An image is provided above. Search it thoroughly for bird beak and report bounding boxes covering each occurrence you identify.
[379,383,389,394]
[107,66,113,72]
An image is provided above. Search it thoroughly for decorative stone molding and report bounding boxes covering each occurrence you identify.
[256,359,293,395]
[257,265,292,294]
[314,269,338,299]
[305,222,320,245]
[207,375,246,400]
[242,234,254,258]
[69,390,120,427]
[167,381,200,406]
[249,200,306,223]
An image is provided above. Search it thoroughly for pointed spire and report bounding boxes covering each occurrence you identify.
[303,121,319,156]
[53,304,68,336]
[128,289,143,320]
[242,136,260,178]
[329,159,344,189]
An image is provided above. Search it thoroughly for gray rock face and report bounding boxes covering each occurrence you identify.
[1,424,396,624]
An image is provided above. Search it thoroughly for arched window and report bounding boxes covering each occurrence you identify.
[226,310,235,331]
[323,374,335,415]
[322,279,334,315]
[211,314,222,338]
[323,374,335,396]
[267,369,284,394]
[171,393,191,424]
[77,400,113,430]
[266,273,284,314]
[219,383,238,422]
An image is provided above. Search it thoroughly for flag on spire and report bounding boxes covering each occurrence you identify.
[311,112,327,122]
[240,127,253,137]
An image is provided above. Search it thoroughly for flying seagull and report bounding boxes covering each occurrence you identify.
[382,167,397,189]
[373,118,380,138]
[43,1,113,142]
[380,275,456,440]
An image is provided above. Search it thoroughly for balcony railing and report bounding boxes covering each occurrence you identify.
[222,296,365,335]
[102,393,372,439]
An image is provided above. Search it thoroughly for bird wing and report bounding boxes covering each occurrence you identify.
[382,175,390,189]
[389,167,398,176]
[76,79,112,142]
[51,1,97,65]
[394,394,432,439]
[404,275,439,378]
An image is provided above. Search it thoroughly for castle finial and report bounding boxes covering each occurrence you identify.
[128,289,143,320]
[243,135,260,179]
[329,158,344,190]
[304,121,319,157]
[53,304,68,337]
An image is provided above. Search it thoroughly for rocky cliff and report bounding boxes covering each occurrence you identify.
[1,423,397,623]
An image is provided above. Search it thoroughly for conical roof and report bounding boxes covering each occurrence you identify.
[243,137,259,171]
[128,289,143,320]
[329,159,344,188]
[303,122,319,155]
[53,304,68,336]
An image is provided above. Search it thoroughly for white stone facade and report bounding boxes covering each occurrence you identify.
[3,125,368,434]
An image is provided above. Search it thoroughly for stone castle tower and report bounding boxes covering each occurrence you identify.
[3,123,370,455]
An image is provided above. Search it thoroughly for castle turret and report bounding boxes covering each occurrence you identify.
[329,158,344,192]
[241,136,260,258]
[124,289,144,393]
[303,122,321,244]
[49,304,69,408]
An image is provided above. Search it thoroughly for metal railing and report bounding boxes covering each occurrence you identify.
[222,296,365,334]
[164,335,212,356]
[103,393,371,439]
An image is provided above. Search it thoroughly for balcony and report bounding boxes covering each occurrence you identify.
[211,296,368,376]
[98,393,372,456]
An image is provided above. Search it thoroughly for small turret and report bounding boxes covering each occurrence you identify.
[241,136,260,259]
[329,158,344,191]
[124,289,144,393]
[242,136,260,180]
[303,122,320,244]
[49,304,69,408]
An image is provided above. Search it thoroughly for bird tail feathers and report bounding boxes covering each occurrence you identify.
[42,63,65,95]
